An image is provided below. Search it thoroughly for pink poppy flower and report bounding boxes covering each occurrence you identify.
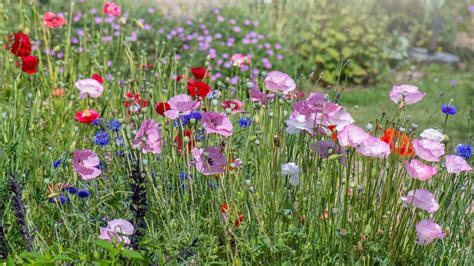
[445,155,472,174]
[75,78,104,99]
[322,103,355,131]
[230,53,251,67]
[415,219,445,245]
[413,139,445,162]
[264,71,296,94]
[222,100,245,114]
[103,2,121,17]
[163,94,200,120]
[337,125,371,148]
[401,189,439,213]
[72,149,101,180]
[99,219,134,245]
[43,12,66,28]
[191,147,227,175]
[389,84,425,105]
[201,112,233,137]
[356,136,391,158]
[132,119,162,154]
[250,87,274,104]
[404,159,437,181]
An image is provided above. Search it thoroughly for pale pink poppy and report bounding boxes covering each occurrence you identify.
[415,219,445,245]
[72,149,101,180]
[163,94,200,120]
[337,125,371,148]
[445,155,472,174]
[132,119,162,154]
[99,219,134,245]
[413,139,445,162]
[293,92,326,115]
[191,147,227,175]
[356,136,391,158]
[322,103,355,131]
[404,159,437,181]
[103,2,121,17]
[43,12,66,28]
[230,53,251,67]
[222,100,245,114]
[389,84,425,105]
[250,87,274,104]
[264,71,296,94]
[75,78,104,99]
[285,114,316,135]
[201,112,233,137]
[401,189,439,213]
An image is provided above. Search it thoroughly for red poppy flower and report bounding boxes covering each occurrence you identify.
[5,32,31,57]
[187,80,210,98]
[234,213,244,228]
[75,109,99,123]
[220,203,230,213]
[124,92,149,114]
[328,125,337,141]
[154,102,171,116]
[174,130,194,153]
[19,55,38,74]
[380,128,413,156]
[191,67,207,80]
[91,73,103,84]
[175,75,184,82]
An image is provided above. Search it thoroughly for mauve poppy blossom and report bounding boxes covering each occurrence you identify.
[191,146,227,175]
[19,55,38,74]
[356,136,391,158]
[401,189,439,213]
[337,125,371,148]
[404,159,437,180]
[75,78,104,99]
[154,102,171,116]
[310,140,347,165]
[445,155,472,174]
[415,219,445,245]
[164,94,200,120]
[322,103,355,131]
[72,149,101,180]
[103,2,121,17]
[413,139,445,162]
[201,112,233,137]
[191,67,207,80]
[43,12,66,28]
[75,108,99,123]
[293,92,326,115]
[5,32,31,57]
[99,219,134,245]
[285,114,316,135]
[222,100,245,114]
[132,119,162,154]
[420,128,445,142]
[265,70,296,94]
[187,80,210,98]
[389,84,425,105]
[250,87,274,104]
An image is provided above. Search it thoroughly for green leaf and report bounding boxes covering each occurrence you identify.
[92,239,114,251]
[54,254,73,261]
[121,249,144,260]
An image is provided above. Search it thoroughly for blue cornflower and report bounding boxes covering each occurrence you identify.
[441,104,457,115]
[107,119,121,132]
[92,118,103,126]
[53,159,62,169]
[49,194,69,204]
[456,144,472,159]
[78,189,91,198]
[66,187,77,194]
[189,111,202,121]
[238,117,252,128]
[115,136,124,146]
[95,131,110,146]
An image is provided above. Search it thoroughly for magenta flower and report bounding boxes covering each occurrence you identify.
[75,78,104,99]
[164,94,200,120]
[413,139,445,162]
[416,219,445,245]
[221,99,245,114]
[72,149,101,180]
[250,87,274,104]
[132,119,162,154]
[337,125,371,148]
[356,136,391,158]
[264,71,296,94]
[191,147,227,175]
[401,189,439,213]
[389,85,426,105]
[201,112,233,137]
[99,219,134,245]
[404,159,437,181]
[445,155,472,174]
[103,2,121,17]
[293,93,325,115]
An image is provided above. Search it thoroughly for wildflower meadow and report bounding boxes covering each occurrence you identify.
[0,0,473,265]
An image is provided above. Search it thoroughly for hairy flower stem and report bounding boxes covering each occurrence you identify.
[8,173,34,251]
[129,160,148,250]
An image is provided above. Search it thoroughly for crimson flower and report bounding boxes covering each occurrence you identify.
[91,73,103,84]
[19,55,38,74]
[5,32,31,57]
[75,109,99,123]
[191,67,207,80]
[187,80,210,98]
[124,92,149,114]
[154,102,171,116]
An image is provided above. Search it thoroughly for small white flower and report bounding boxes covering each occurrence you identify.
[420,128,445,142]
[281,163,300,186]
